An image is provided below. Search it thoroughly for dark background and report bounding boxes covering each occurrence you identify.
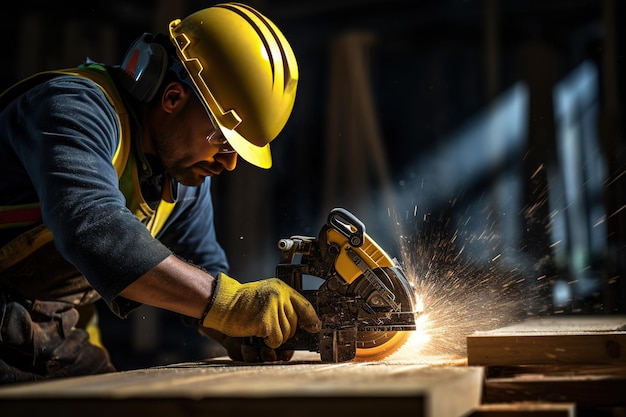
[2,0,624,369]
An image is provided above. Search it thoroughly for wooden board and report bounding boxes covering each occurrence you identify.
[482,372,626,407]
[0,356,483,417]
[470,402,575,417]
[467,316,626,366]
[467,316,626,409]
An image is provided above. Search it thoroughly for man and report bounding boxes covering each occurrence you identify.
[0,3,320,383]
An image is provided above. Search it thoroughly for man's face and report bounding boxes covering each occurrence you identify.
[152,88,238,186]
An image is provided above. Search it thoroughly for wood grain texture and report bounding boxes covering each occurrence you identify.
[482,373,626,406]
[467,316,626,409]
[467,316,626,366]
[470,402,575,417]
[0,358,483,417]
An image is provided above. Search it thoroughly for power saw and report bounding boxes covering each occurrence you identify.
[265,207,418,362]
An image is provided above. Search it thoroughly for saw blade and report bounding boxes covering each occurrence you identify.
[336,264,417,360]
[355,331,411,361]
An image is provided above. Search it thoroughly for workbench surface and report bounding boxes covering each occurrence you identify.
[0,353,482,417]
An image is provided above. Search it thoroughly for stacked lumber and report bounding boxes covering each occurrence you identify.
[467,315,626,415]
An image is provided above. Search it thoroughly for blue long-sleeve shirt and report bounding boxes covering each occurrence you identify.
[0,72,229,314]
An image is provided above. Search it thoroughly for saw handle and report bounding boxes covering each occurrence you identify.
[328,208,364,247]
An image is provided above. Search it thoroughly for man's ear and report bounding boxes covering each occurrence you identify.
[161,81,192,114]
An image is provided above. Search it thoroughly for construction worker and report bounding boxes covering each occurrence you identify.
[0,3,320,383]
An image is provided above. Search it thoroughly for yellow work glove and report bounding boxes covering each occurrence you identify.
[202,273,321,349]
[199,327,296,363]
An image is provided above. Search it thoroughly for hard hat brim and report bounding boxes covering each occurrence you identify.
[219,122,272,169]
[191,86,273,169]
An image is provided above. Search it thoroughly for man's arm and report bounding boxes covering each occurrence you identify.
[119,254,216,319]
[121,254,321,349]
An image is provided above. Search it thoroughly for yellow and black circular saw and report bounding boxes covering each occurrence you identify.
[272,208,418,362]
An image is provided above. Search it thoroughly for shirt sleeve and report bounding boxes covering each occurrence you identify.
[2,75,172,308]
[157,179,230,276]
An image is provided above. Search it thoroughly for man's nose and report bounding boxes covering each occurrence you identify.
[215,152,238,171]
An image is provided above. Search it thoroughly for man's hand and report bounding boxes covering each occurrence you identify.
[202,273,321,349]
[199,328,295,362]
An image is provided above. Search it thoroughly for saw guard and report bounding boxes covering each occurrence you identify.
[327,228,394,284]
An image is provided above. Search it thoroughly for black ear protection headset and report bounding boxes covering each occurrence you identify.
[119,33,169,102]
[119,33,197,103]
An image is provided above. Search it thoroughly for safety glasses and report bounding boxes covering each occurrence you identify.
[205,112,235,154]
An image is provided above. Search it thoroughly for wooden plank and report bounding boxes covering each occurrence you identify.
[470,402,575,417]
[0,359,483,417]
[483,373,626,407]
[467,316,626,366]
[484,364,626,378]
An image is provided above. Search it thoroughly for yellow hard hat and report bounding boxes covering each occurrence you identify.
[168,3,298,169]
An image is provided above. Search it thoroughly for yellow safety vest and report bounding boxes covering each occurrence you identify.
[0,65,176,273]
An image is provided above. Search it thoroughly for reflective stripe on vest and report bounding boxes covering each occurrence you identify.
[0,203,42,229]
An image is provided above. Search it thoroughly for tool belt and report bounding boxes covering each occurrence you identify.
[0,228,114,383]
[0,231,99,305]
[0,290,116,384]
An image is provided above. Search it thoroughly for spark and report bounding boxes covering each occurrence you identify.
[530,164,544,180]
[381,204,550,365]
[593,216,606,227]
[605,168,626,187]
[608,204,626,219]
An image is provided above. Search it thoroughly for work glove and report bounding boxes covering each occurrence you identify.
[199,327,295,362]
[201,273,321,350]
